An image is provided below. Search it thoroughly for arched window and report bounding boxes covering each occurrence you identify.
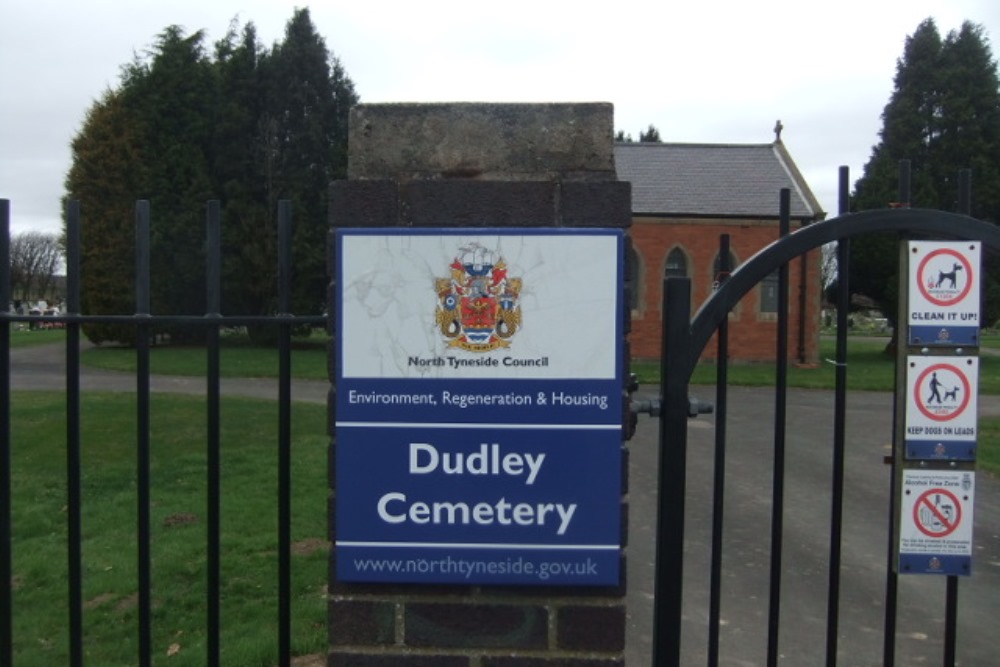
[664,247,688,279]
[712,250,738,290]
[712,249,740,319]
[759,271,780,314]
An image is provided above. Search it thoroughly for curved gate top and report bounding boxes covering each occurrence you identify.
[685,207,1000,380]
[650,185,999,667]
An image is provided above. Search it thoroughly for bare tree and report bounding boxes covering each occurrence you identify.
[9,231,63,304]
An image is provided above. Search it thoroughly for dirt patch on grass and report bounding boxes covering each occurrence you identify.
[116,592,138,613]
[163,512,199,528]
[84,592,116,610]
[291,538,329,556]
[290,655,326,667]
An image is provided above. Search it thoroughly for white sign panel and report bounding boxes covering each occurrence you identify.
[898,470,974,575]
[339,232,620,380]
[904,355,979,460]
[908,241,981,345]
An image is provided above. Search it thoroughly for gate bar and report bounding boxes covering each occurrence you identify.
[707,234,731,667]
[765,189,792,667]
[135,200,153,667]
[883,159,910,667]
[206,200,222,666]
[825,166,851,667]
[66,201,84,667]
[943,168,973,667]
[1,199,12,667]
[277,201,293,667]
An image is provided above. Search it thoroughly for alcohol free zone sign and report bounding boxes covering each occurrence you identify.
[904,356,978,460]
[908,241,981,345]
[898,470,975,576]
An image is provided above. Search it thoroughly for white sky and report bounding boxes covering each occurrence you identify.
[2,0,998,236]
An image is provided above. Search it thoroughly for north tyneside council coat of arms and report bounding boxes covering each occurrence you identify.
[435,243,522,352]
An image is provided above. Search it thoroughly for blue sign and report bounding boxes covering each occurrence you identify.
[334,229,624,585]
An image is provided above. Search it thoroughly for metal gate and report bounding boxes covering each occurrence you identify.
[649,167,1000,666]
[0,200,325,667]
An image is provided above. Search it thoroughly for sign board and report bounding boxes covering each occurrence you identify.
[904,356,978,460]
[334,229,624,585]
[907,241,981,346]
[898,470,974,576]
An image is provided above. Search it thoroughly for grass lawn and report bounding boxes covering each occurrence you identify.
[4,328,997,663]
[632,336,1000,394]
[9,328,66,348]
[9,392,328,666]
[979,418,1000,477]
[80,335,329,381]
[72,331,1000,475]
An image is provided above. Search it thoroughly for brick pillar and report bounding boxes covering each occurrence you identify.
[328,103,631,666]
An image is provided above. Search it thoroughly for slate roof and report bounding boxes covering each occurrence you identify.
[614,142,824,219]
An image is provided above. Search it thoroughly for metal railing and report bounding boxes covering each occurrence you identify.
[651,169,1000,666]
[1,199,325,667]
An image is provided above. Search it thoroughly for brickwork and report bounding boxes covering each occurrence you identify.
[328,103,630,665]
[628,217,822,364]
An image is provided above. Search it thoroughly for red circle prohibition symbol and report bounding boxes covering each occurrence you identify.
[913,488,962,538]
[916,248,974,307]
[913,363,971,422]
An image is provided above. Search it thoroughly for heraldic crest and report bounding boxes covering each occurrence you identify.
[435,242,522,352]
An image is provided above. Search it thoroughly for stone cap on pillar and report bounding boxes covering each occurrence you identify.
[347,102,616,182]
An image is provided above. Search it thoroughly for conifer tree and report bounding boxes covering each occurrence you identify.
[259,8,357,323]
[119,26,216,341]
[213,21,273,318]
[64,11,358,344]
[850,18,1000,327]
[64,90,143,343]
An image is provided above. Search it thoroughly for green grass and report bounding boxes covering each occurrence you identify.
[979,418,1000,476]
[81,335,329,381]
[8,328,66,348]
[9,392,328,666]
[633,337,1000,394]
[980,331,1000,349]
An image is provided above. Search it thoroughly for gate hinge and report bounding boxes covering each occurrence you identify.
[630,396,714,419]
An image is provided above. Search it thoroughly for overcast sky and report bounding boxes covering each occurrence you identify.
[2,0,998,236]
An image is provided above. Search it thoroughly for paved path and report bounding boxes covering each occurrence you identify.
[8,342,1000,665]
[8,340,328,403]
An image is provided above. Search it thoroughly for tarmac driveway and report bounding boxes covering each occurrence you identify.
[627,385,1000,666]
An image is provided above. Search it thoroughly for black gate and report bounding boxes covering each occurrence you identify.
[650,167,1000,666]
[0,200,325,667]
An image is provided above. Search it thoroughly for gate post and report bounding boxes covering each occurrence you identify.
[327,103,631,665]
